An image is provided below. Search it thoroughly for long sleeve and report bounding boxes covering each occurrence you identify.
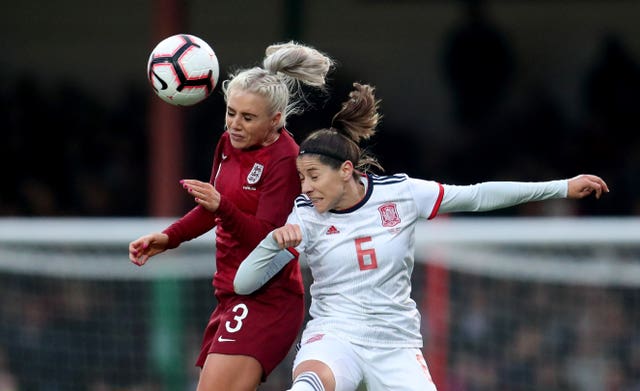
[234,233,298,294]
[162,206,217,249]
[161,134,227,249]
[438,180,568,214]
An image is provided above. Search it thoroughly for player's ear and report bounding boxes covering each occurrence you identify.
[340,160,354,181]
[271,112,282,128]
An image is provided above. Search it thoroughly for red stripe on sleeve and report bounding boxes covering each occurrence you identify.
[427,183,444,220]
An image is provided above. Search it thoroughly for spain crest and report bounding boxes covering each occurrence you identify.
[378,202,401,227]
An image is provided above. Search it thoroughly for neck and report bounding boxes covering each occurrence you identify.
[261,129,281,147]
[336,177,365,210]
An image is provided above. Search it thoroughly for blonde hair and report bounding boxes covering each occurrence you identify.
[222,42,334,128]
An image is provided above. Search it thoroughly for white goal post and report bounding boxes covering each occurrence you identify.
[0,217,216,279]
[0,216,639,391]
[1,216,638,283]
[414,217,640,287]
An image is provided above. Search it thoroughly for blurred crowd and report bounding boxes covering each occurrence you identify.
[0,277,153,391]
[1,265,639,391]
[1,3,639,217]
[440,274,640,391]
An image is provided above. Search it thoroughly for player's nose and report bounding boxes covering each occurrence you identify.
[301,179,313,194]
[228,117,239,129]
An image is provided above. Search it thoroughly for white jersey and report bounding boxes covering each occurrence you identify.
[289,173,442,348]
[234,173,568,349]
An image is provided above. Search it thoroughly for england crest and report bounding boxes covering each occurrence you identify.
[247,163,264,185]
[378,203,401,227]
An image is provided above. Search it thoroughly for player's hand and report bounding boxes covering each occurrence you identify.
[272,224,302,249]
[567,174,609,199]
[181,179,221,212]
[129,233,169,266]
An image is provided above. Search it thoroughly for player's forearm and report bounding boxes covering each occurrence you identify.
[439,180,568,213]
[162,205,217,249]
[234,233,296,294]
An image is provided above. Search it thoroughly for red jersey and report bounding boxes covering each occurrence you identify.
[163,130,303,295]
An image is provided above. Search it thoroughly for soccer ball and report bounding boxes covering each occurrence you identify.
[147,34,220,106]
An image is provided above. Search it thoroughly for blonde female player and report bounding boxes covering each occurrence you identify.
[129,42,334,391]
[233,83,609,391]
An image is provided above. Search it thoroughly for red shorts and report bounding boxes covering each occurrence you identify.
[196,287,305,379]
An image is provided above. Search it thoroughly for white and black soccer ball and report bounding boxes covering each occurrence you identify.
[147,34,219,106]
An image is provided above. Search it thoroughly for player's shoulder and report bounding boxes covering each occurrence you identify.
[273,129,300,156]
[254,131,298,169]
[370,173,410,186]
[294,194,314,209]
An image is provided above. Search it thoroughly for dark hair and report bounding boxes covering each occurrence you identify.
[299,83,383,174]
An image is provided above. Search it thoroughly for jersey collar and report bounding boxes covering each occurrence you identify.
[330,173,373,214]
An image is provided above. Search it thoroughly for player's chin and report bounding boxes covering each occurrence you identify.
[228,134,248,149]
[312,201,329,213]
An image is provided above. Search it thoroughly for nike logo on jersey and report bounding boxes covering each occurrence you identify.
[217,336,236,342]
[221,153,228,160]
[325,225,340,235]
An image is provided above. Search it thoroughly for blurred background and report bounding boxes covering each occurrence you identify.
[1,0,639,390]
[2,0,639,217]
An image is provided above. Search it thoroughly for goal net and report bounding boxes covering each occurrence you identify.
[0,217,639,391]
[414,217,640,391]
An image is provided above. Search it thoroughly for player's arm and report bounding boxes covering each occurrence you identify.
[160,137,227,249]
[234,224,302,295]
[438,174,608,214]
[162,206,218,249]
[216,156,301,246]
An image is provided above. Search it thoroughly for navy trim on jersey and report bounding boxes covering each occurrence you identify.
[331,173,374,214]
[295,194,314,208]
[371,173,408,185]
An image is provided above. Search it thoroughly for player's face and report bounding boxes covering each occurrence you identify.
[297,155,352,213]
[226,90,281,150]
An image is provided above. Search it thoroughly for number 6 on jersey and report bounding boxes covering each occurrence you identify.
[355,236,378,270]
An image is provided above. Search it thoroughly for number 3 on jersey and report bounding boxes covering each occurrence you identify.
[355,236,378,270]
